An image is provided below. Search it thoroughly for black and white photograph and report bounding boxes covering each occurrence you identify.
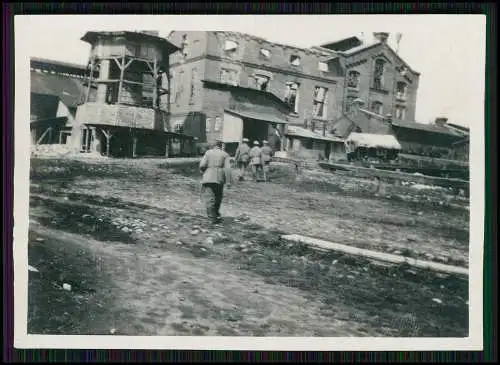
[14,15,485,351]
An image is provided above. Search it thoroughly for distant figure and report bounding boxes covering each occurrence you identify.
[268,123,282,152]
[249,140,263,182]
[234,137,251,180]
[260,140,273,182]
[199,139,232,224]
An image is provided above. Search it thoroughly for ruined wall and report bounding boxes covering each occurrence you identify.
[204,31,344,125]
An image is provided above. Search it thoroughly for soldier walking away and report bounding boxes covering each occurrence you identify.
[199,139,232,224]
[234,138,251,180]
[249,140,263,182]
[261,140,273,182]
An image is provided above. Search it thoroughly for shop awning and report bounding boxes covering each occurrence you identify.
[224,109,290,125]
[346,132,402,150]
[286,125,344,143]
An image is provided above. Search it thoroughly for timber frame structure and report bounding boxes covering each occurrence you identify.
[73,31,195,157]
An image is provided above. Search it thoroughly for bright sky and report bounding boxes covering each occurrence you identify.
[17,15,486,127]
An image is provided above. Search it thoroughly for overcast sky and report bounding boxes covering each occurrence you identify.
[17,15,486,127]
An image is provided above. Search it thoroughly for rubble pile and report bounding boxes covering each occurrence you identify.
[31,144,74,158]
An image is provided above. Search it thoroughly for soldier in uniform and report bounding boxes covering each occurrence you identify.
[199,139,232,224]
[249,140,263,182]
[234,137,251,180]
[260,140,273,182]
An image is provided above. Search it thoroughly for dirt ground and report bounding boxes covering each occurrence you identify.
[27,156,469,337]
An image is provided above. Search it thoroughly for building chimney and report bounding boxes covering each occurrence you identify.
[322,121,326,136]
[435,117,448,125]
[373,32,389,43]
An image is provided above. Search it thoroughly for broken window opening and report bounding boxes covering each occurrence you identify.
[290,55,301,66]
[284,82,300,113]
[318,61,329,72]
[371,101,384,115]
[312,86,328,119]
[347,70,360,89]
[224,40,239,52]
[396,81,407,100]
[253,74,270,91]
[260,48,271,58]
[395,105,406,120]
[373,59,386,89]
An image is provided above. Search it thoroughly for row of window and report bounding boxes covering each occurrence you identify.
[347,67,408,98]
[224,39,330,72]
[180,34,330,73]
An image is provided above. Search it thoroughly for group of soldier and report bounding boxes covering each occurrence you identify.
[198,137,276,224]
[234,138,274,183]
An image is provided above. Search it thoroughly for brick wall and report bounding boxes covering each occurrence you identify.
[166,31,421,146]
[204,31,344,125]
[341,43,419,122]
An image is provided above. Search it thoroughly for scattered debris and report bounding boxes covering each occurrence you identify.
[110,328,117,334]
[190,229,200,235]
[62,283,72,291]
[432,298,443,305]
[28,265,39,273]
[35,237,45,242]
[205,237,214,245]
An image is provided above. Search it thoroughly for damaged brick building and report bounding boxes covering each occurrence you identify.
[166,30,345,156]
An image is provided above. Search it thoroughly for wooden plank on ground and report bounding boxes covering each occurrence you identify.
[281,234,469,276]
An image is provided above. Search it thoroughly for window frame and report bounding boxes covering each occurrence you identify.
[312,86,328,119]
[371,101,384,115]
[372,58,386,90]
[318,61,329,72]
[224,40,239,53]
[347,70,361,90]
[259,48,271,59]
[289,55,301,67]
[396,81,408,100]
[284,81,300,114]
[252,74,270,91]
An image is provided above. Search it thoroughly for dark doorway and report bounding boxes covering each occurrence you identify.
[242,118,269,145]
[324,143,331,160]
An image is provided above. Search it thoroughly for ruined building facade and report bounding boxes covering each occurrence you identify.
[166,31,345,147]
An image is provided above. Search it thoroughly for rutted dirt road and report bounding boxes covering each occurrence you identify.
[27,157,469,337]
